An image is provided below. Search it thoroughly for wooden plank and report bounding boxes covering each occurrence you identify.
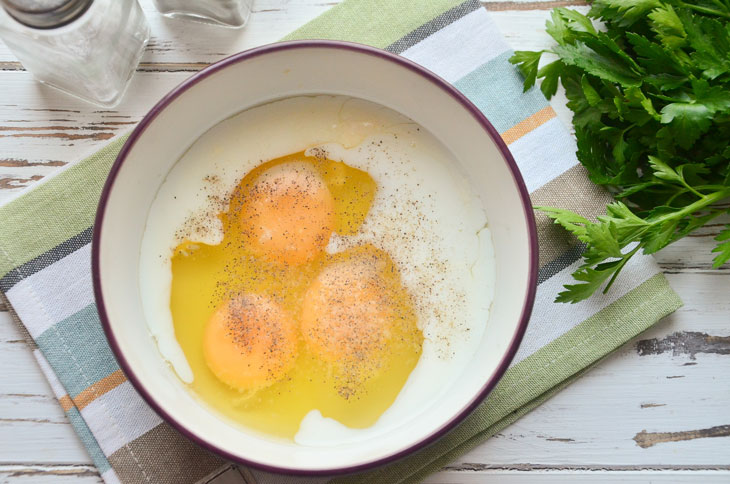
[0,70,189,201]
[0,314,57,395]
[651,213,730,274]
[3,466,730,484]
[425,470,730,483]
[0,419,93,466]
[448,258,730,468]
[0,313,93,465]
[0,465,101,483]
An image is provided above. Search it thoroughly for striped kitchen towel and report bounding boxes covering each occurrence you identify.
[0,0,682,483]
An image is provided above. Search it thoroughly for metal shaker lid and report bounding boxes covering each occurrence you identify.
[2,0,93,29]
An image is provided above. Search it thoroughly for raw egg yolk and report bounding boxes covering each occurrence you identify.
[301,256,395,364]
[239,162,335,266]
[171,152,421,437]
[203,293,298,391]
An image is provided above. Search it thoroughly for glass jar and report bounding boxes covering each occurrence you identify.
[152,0,253,28]
[0,0,150,107]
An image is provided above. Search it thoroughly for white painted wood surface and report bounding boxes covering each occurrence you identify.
[0,1,728,482]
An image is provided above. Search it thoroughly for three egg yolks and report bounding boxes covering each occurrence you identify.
[170,152,423,438]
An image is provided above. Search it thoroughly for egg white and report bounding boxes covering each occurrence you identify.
[138,95,496,445]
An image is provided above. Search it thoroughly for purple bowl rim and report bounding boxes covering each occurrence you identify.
[92,39,539,477]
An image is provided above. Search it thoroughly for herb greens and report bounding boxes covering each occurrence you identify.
[509,0,730,303]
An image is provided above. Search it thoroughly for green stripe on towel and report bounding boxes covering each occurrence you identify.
[282,0,466,48]
[0,136,127,278]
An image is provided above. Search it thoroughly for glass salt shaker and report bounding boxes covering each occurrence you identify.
[153,0,253,28]
[0,0,150,107]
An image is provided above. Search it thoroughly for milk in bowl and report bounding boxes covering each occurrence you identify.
[138,95,496,445]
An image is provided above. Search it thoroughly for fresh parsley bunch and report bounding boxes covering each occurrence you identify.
[509,0,730,303]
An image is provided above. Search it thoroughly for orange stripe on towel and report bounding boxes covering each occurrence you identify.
[58,395,75,412]
[73,369,127,410]
[501,106,557,145]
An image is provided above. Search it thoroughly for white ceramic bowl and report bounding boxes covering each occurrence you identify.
[93,40,538,475]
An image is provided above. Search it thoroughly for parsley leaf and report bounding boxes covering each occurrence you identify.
[538,59,564,98]
[590,0,663,27]
[681,10,730,78]
[660,102,713,148]
[553,41,644,86]
[511,0,730,302]
[692,79,730,113]
[509,50,543,91]
[713,224,730,268]
[555,261,624,303]
[649,4,688,48]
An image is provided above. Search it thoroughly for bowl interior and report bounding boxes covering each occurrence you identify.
[95,42,535,473]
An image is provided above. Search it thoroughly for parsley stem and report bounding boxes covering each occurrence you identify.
[677,1,730,19]
[603,245,641,294]
[651,188,730,225]
[601,192,728,296]
[681,180,706,199]
[667,185,730,206]
[665,188,689,207]
[709,0,729,11]
[695,185,730,191]
[663,185,729,212]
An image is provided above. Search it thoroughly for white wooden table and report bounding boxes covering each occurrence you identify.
[1,1,728,482]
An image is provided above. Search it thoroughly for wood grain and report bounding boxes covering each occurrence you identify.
[634,426,730,449]
[423,470,730,483]
[636,332,730,359]
[0,465,101,484]
[5,466,730,484]
[0,159,66,168]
